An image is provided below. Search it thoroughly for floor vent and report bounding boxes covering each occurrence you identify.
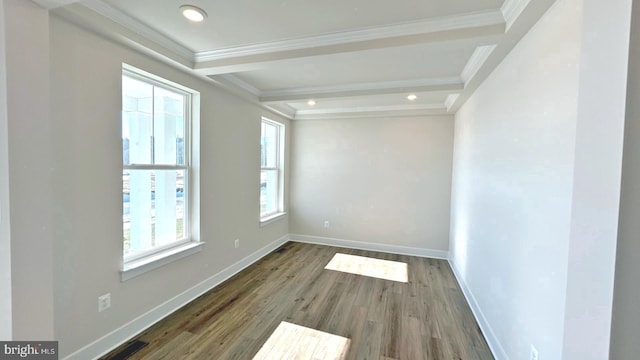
[108,340,149,360]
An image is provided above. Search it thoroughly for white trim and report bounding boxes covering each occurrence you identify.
[264,103,297,120]
[260,212,287,227]
[213,74,262,97]
[294,106,449,120]
[63,234,289,360]
[121,242,203,281]
[448,256,507,360]
[289,234,448,259]
[460,45,497,85]
[260,77,463,103]
[295,103,446,117]
[195,10,505,62]
[444,94,460,112]
[501,0,532,31]
[33,0,80,9]
[80,0,194,61]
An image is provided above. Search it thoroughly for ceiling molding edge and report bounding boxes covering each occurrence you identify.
[294,106,449,120]
[460,45,497,85]
[444,94,460,112]
[501,0,532,30]
[33,0,80,9]
[81,0,194,61]
[264,103,297,120]
[212,75,262,97]
[296,103,446,116]
[194,10,505,62]
[260,77,463,102]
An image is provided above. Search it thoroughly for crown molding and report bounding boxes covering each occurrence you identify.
[194,10,505,63]
[264,103,297,120]
[501,0,532,30]
[294,106,448,120]
[79,0,194,61]
[211,75,262,97]
[294,103,447,120]
[33,0,80,9]
[260,77,463,103]
[461,45,497,85]
[444,94,460,112]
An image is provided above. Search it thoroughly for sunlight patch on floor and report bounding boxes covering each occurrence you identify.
[325,253,409,283]
[252,321,350,360]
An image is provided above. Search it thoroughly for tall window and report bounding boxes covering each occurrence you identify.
[260,118,284,220]
[122,66,191,262]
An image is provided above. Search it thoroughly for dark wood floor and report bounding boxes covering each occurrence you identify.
[102,242,493,360]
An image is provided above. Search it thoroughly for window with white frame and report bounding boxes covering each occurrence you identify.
[260,118,284,220]
[122,66,195,264]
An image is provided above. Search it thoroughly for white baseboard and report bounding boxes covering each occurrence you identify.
[448,256,507,360]
[288,234,449,259]
[64,234,289,360]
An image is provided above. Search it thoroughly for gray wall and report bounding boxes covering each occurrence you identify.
[0,0,12,340]
[610,0,640,357]
[450,0,631,358]
[4,0,55,340]
[1,13,290,357]
[290,116,453,251]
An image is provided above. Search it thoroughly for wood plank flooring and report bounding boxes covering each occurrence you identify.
[101,242,493,360]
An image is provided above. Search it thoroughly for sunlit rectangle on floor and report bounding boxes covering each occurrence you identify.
[252,321,350,360]
[325,253,409,283]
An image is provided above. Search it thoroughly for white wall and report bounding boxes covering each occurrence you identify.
[450,0,631,358]
[450,1,580,357]
[43,15,289,357]
[0,0,12,341]
[561,0,631,356]
[5,0,55,340]
[290,116,453,252]
[610,0,640,357]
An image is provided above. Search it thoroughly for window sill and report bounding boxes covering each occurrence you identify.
[260,212,287,227]
[121,241,204,281]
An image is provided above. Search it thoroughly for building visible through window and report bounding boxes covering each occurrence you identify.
[260,118,284,220]
[122,67,191,262]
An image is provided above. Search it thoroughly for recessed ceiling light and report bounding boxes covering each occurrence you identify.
[407,94,417,101]
[307,100,316,106]
[180,5,207,22]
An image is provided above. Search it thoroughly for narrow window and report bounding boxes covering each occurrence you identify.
[260,118,284,221]
[122,66,194,265]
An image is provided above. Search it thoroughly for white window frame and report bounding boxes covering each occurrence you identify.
[121,64,202,280]
[260,118,286,224]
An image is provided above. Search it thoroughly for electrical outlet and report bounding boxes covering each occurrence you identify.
[323,221,330,228]
[234,239,240,248]
[98,293,111,312]
[530,345,539,360]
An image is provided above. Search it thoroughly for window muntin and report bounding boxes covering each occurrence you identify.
[260,119,284,219]
[122,69,190,262]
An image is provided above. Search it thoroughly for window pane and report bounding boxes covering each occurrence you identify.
[154,87,186,166]
[262,122,278,168]
[123,169,186,258]
[260,169,278,217]
[123,76,153,165]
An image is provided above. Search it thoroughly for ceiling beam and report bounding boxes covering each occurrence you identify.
[258,78,464,103]
[447,0,557,113]
[194,11,505,75]
[293,105,449,120]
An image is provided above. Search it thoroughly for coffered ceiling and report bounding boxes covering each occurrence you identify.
[45,0,557,119]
